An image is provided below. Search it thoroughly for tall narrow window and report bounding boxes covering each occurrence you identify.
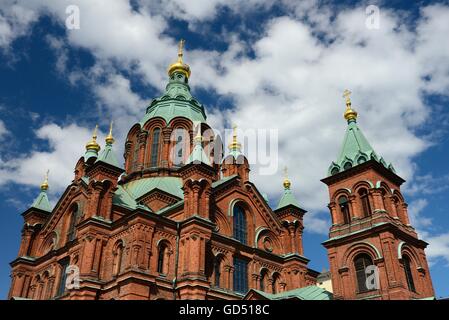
[132,141,139,171]
[157,244,167,274]
[233,257,248,294]
[214,257,221,287]
[272,273,280,294]
[359,188,372,217]
[354,253,374,293]
[339,196,351,224]
[57,259,70,297]
[67,206,78,242]
[150,128,160,167]
[260,270,267,292]
[113,242,124,276]
[233,205,247,244]
[403,255,416,292]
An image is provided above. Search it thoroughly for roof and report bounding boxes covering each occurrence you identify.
[30,190,52,212]
[246,286,333,300]
[140,77,206,126]
[328,119,395,176]
[112,185,139,210]
[95,143,121,168]
[122,177,184,200]
[186,140,211,165]
[276,188,301,210]
[212,174,237,188]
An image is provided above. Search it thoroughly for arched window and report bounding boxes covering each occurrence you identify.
[214,257,221,287]
[233,257,248,294]
[233,205,247,244]
[260,270,267,292]
[67,206,78,242]
[359,188,372,218]
[344,162,352,170]
[402,255,416,292]
[339,196,351,224]
[57,259,70,297]
[113,242,124,276]
[150,128,160,167]
[331,167,339,175]
[272,273,280,294]
[157,243,168,274]
[354,253,374,293]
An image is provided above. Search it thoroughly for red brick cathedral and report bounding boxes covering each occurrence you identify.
[8,42,434,300]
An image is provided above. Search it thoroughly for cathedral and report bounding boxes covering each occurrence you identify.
[8,41,435,300]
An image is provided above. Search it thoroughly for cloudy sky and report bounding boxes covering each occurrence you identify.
[1,0,449,298]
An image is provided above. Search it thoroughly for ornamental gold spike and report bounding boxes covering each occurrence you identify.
[283,166,291,189]
[228,123,242,151]
[343,89,358,122]
[41,169,49,191]
[86,124,101,152]
[105,121,115,145]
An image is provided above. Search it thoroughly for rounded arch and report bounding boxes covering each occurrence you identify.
[142,117,166,132]
[228,199,256,246]
[271,271,283,294]
[352,180,374,191]
[343,241,382,266]
[255,227,283,254]
[39,231,58,256]
[331,188,352,203]
[398,242,422,267]
[211,207,231,236]
[156,239,173,275]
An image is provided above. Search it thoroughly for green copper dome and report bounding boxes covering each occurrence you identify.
[140,72,206,126]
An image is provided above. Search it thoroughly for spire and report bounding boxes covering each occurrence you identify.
[186,129,211,165]
[85,125,101,161]
[227,124,243,159]
[328,90,395,176]
[343,89,358,123]
[96,121,121,168]
[167,39,191,78]
[31,171,52,212]
[276,167,301,210]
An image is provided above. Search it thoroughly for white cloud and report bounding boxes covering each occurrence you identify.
[0,1,449,239]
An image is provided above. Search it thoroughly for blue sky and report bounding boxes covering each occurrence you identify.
[1,0,449,299]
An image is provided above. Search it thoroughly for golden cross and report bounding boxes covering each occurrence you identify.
[283,166,288,178]
[109,120,114,136]
[45,169,49,180]
[92,124,98,140]
[343,89,352,105]
[178,39,185,60]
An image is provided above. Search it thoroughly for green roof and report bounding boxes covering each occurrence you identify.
[276,187,301,210]
[95,142,121,168]
[112,185,139,210]
[140,73,206,126]
[30,190,52,212]
[212,174,237,188]
[122,177,184,200]
[248,286,333,300]
[328,119,395,176]
[186,140,211,165]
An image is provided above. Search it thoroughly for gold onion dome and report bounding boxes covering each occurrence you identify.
[343,89,358,121]
[105,121,115,145]
[168,39,191,78]
[41,170,49,191]
[86,125,101,152]
[228,124,242,151]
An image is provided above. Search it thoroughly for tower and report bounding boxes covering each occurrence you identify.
[321,90,434,300]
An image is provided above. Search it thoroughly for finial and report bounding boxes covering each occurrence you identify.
[193,126,203,144]
[85,124,101,152]
[41,170,49,191]
[283,166,291,189]
[343,89,358,122]
[228,123,242,151]
[178,39,185,62]
[105,121,115,145]
[168,39,191,78]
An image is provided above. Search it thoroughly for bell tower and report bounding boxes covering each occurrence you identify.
[321,90,434,300]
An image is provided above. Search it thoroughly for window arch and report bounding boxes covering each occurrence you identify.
[57,258,70,297]
[339,196,351,224]
[272,272,281,294]
[402,255,416,292]
[150,128,160,167]
[233,257,248,294]
[113,241,124,276]
[260,269,268,292]
[233,205,247,244]
[354,253,374,293]
[343,161,352,170]
[67,205,78,242]
[331,167,339,175]
[358,188,372,218]
[157,242,170,275]
[213,256,222,288]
